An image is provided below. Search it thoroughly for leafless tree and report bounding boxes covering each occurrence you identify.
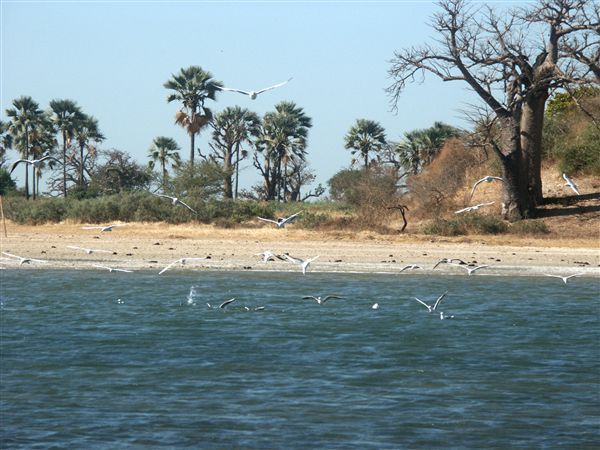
[388,0,598,220]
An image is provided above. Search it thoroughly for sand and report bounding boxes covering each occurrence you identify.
[1,221,599,278]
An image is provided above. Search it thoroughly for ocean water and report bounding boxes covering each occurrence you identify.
[1,269,599,449]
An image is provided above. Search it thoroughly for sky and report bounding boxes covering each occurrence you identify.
[2,0,486,195]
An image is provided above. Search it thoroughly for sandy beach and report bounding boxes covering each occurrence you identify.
[1,222,598,277]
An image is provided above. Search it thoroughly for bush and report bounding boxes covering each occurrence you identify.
[509,220,550,235]
[3,196,68,224]
[423,213,508,236]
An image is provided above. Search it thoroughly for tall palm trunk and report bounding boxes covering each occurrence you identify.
[79,143,85,187]
[161,159,167,191]
[24,126,30,200]
[62,129,68,197]
[234,143,241,200]
[190,131,195,167]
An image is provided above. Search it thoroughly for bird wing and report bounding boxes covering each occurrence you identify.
[67,245,84,251]
[473,265,489,272]
[565,273,583,280]
[322,295,342,303]
[454,206,472,214]
[433,291,448,310]
[92,264,112,271]
[219,298,236,309]
[9,160,28,174]
[470,178,485,199]
[282,254,302,264]
[307,255,320,263]
[158,259,182,275]
[257,216,278,225]
[2,251,22,260]
[114,268,134,273]
[413,297,432,310]
[255,78,292,95]
[432,259,447,270]
[177,199,197,214]
[281,211,302,224]
[398,265,411,272]
[302,296,318,301]
[153,193,172,200]
[40,155,62,165]
[218,86,251,95]
[81,226,102,230]
[543,274,562,279]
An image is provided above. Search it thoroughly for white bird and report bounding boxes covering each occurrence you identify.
[562,173,580,195]
[257,211,302,229]
[413,291,448,313]
[67,245,113,255]
[244,305,265,311]
[455,202,495,214]
[470,176,506,200]
[158,257,205,275]
[81,224,126,232]
[9,153,61,175]
[398,264,423,273]
[1,251,47,266]
[451,263,489,275]
[372,303,380,310]
[282,254,319,275]
[439,311,454,320]
[432,258,466,270]
[302,294,343,305]
[543,273,583,284]
[255,250,285,263]
[153,193,197,214]
[92,264,133,273]
[216,78,292,100]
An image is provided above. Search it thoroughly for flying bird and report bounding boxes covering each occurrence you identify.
[257,211,302,229]
[413,291,448,313]
[92,264,133,273]
[153,193,197,214]
[10,153,61,175]
[398,264,423,273]
[158,257,205,275]
[255,251,285,263]
[455,202,495,214]
[543,273,583,284]
[451,263,489,275]
[67,245,113,255]
[470,176,506,200]
[1,251,47,266]
[302,295,343,305]
[282,254,319,275]
[432,258,467,270]
[562,173,580,195]
[81,224,126,232]
[216,77,292,100]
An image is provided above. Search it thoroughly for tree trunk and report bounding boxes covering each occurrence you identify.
[190,132,195,167]
[161,159,167,191]
[62,130,68,197]
[79,144,85,187]
[223,144,233,199]
[25,127,30,200]
[234,143,240,200]
[521,93,548,209]
[498,117,529,221]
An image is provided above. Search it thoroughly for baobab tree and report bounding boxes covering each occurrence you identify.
[387,0,598,220]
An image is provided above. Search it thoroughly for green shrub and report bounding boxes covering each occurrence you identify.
[509,220,550,235]
[423,214,508,236]
[3,196,68,224]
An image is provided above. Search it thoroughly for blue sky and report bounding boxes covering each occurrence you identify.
[2,0,483,194]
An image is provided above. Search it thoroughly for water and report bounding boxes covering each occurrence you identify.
[1,270,599,449]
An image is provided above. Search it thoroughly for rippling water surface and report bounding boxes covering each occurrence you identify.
[1,269,599,449]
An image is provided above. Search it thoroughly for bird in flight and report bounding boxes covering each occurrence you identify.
[153,193,197,214]
[543,273,583,284]
[10,153,61,175]
[158,257,205,275]
[470,176,505,200]
[216,78,292,100]
[302,294,343,305]
[451,263,489,275]
[92,264,134,273]
[67,245,113,255]
[413,291,448,313]
[255,251,285,263]
[398,264,423,273]
[432,258,466,270]
[81,224,126,232]
[257,211,302,229]
[455,202,495,214]
[2,251,47,266]
[282,254,319,275]
[562,173,580,195]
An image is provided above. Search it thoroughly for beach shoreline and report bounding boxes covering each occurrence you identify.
[0,222,598,277]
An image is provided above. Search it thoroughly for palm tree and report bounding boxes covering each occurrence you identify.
[210,106,261,199]
[5,96,45,199]
[73,114,104,188]
[0,120,13,167]
[148,136,181,190]
[258,101,312,201]
[49,99,83,197]
[344,119,387,170]
[164,66,222,167]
